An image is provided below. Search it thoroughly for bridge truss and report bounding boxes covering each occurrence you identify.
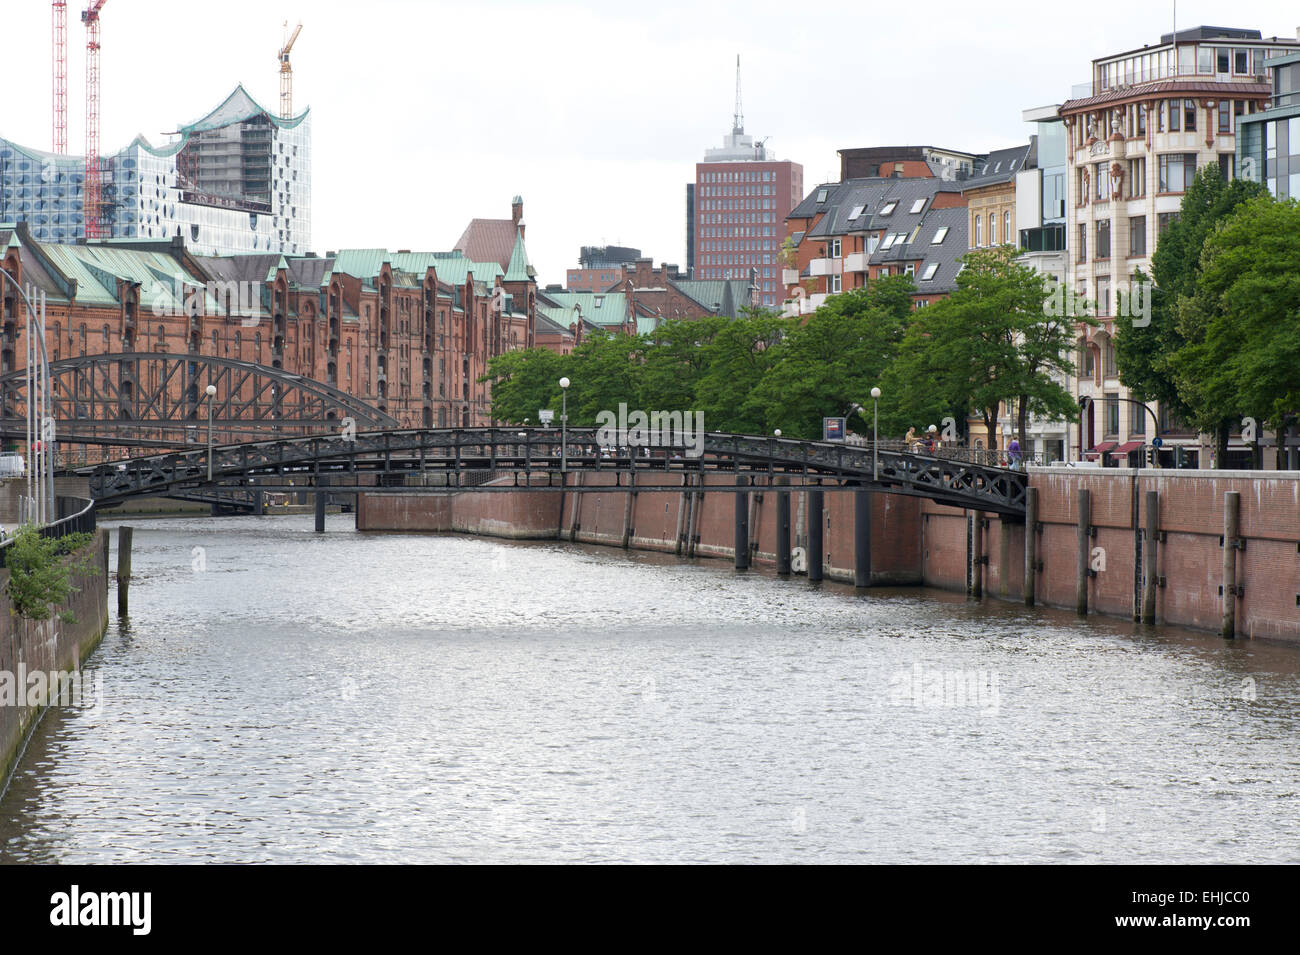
[77,427,1029,516]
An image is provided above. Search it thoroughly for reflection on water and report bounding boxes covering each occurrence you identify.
[2,512,1298,864]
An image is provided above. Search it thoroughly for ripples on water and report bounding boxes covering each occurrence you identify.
[1,513,1298,864]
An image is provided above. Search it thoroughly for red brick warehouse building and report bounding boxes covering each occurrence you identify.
[0,197,535,453]
[687,58,803,308]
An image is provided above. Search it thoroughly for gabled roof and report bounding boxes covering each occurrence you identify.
[670,278,751,318]
[454,218,521,273]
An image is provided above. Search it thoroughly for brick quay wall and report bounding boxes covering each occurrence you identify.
[0,528,110,793]
[356,468,1300,643]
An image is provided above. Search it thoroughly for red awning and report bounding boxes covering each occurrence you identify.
[1085,441,1117,457]
[1110,440,1144,456]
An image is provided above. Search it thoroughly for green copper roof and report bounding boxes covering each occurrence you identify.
[538,291,628,328]
[37,243,217,311]
[504,228,532,282]
[330,249,391,279]
[177,84,309,134]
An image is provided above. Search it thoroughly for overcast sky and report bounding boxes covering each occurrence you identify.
[3,1,1297,282]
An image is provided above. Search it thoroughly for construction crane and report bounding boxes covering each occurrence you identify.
[279,21,303,119]
[52,2,68,154]
[81,0,108,240]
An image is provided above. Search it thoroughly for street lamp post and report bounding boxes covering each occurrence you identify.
[0,271,55,523]
[205,384,218,481]
[559,377,570,473]
[870,386,882,481]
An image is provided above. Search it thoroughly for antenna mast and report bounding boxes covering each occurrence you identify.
[732,54,744,135]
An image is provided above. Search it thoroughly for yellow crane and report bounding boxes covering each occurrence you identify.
[278,21,303,118]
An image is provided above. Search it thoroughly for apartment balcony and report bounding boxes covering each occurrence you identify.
[808,258,842,277]
[844,252,869,273]
[782,269,800,286]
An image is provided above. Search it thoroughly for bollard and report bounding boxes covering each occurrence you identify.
[969,512,984,598]
[775,477,791,576]
[854,489,871,587]
[1076,487,1091,615]
[621,474,635,549]
[1222,490,1240,638]
[807,489,824,582]
[1023,487,1038,607]
[314,477,328,533]
[734,475,750,570]
[116,525,133,616]
[1142,489,1159,624]
[999,516,1012,598]
[674,478,690,557]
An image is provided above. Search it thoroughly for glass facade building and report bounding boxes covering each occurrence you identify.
[1238,52,1300,199]
[0,86,310,255]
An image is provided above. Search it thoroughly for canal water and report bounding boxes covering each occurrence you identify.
[2,513,1298,864]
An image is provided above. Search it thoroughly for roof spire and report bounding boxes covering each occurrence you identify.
[732,54,744,136]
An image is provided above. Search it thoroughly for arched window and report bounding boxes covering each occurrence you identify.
[212,329,219,351]
[990,214,998,246]
[975,216,982,247]
[1004,212,1011,246]
[102,324,110,344]
[157,324,166,341]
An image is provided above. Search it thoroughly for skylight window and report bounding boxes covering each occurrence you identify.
[880,234,896,250]
[909,198,926,214]
[921,263,939,281]
[817,188,829,202]
[879,200,897,215]
[932,226,949,244]
[849,204,865,219]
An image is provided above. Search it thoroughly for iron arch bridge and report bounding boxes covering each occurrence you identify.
[0,352,399,448]
[75,427,1029,516]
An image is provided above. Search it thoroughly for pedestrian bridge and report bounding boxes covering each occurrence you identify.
[71,427,1029,517]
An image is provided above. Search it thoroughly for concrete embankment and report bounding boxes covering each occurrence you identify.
[357,467,1300,642]
[0,527,110,792]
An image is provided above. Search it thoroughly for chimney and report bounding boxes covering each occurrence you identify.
[511,195,523,226]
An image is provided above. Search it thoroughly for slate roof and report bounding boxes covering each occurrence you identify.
[960,143,1034,191]
[885,206,969,295]
[805,177,963,241]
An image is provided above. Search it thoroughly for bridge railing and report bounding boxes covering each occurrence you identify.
[0,496,96,567]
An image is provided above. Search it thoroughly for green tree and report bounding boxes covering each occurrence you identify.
[692,311,791,434]
[1114,164,1267,457]
[752,276,913,439]
[893,246,1081,448]
[1172,195,1300,463]
[482,346,569,425]
[4,526,95,621]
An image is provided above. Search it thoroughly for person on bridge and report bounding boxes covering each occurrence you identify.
[924,425,938,454]
[1007,437,1022,470]
[905,426,918,451]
